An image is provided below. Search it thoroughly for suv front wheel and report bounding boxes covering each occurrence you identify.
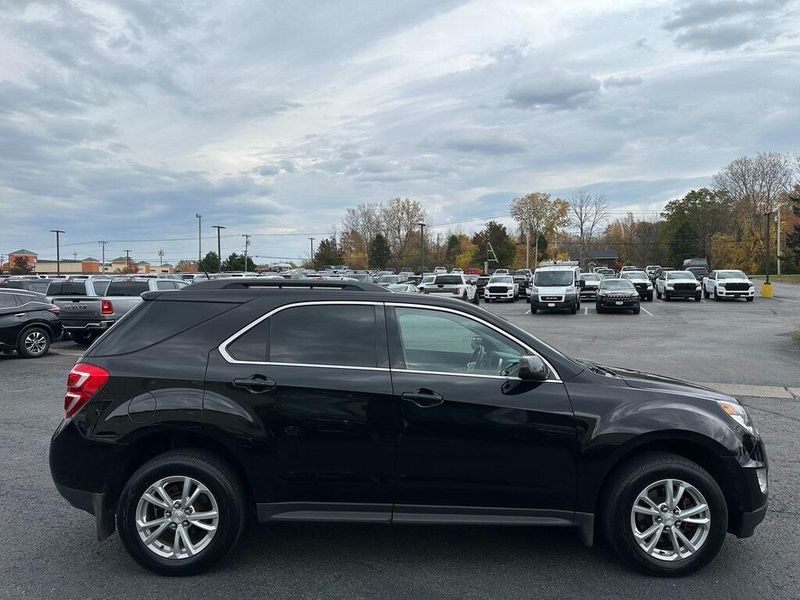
[117,450,245,576]
[602,452,727,576]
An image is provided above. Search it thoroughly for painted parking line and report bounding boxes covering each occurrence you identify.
[584,306,588,315]
[640,306,654,316]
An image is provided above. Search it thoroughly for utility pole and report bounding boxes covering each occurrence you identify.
[776,206,782,276]
[418,222,426,274]
[99,241,108,273]
[195,213,202,262]
[242,234,251,274]
[157,249,165,267]
[124,249,132,273]
[308,237,315,269]
[49,229,65,276]
[526,229,530,269]
[212,225,226,272]
[762,211,774,298]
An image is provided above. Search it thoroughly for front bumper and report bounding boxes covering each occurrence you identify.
[664,287,701,298]
[596,297,639,310]
[485,289,515,300]
[580,287,598,298]
[716,287,755,298]
[530,293,577,309]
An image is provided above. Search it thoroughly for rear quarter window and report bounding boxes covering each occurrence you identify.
[89,300,234,356]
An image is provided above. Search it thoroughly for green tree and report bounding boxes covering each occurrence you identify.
[222,253,256,272]
[661,188,733,262]
[367,233,391,269]
[314,237,344,267]
[470,221,517,268]
[199,251,220,273]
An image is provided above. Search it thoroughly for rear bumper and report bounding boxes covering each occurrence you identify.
[61,319,115,331]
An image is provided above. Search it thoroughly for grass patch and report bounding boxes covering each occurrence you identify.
[752,275,800,285]
[794,331,800,346]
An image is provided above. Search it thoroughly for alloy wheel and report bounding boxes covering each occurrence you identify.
[24,330,48,355]
[630,478,710,562]
[135,475,219,560]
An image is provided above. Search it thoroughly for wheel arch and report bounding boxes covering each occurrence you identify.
[590,433,741,533]
[15,318,56,346]
[108,428,255,513]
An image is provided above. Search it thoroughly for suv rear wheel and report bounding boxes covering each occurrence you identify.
[17,326,50,358]
[602,452,727,576]
[117,450,245,576]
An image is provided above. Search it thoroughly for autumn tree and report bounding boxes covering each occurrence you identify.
[380,197,427,268]
[509,192,570,266]
[9,255,34,274]
[713,152,792,225]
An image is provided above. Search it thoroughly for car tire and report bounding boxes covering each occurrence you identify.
[695,294,702,302]
[633,306,640,314]
[602,452,727,576]
[530,306,537,314]
[656,289,661,300]
[713,289,720,301]
[703,289,710,299]
[17,325,51,358]
[746,297,754,302]
[596,304,603,314]
[569,301,577,315]
[116,449,246,576]
[70,331,95,345]
[472,293,480,305]
[664,292,670,302]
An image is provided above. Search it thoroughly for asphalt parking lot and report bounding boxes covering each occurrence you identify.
[1,286,799,599]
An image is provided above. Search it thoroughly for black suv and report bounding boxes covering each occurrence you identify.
[50,279,767,576]
[0,289,62,358]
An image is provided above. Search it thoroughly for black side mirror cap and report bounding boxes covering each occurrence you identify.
[518,355,549,381]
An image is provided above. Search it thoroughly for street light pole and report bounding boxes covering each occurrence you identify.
[309,237,315,269]
[212,225,226,272]
[99,241,108,273]
[49,229,65,276]
[242,233,251,274]
[195,213,202,263]
[418,222,426,274]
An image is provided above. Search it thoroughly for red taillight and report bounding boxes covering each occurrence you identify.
[101,299,113,315]
[64,363,110,418]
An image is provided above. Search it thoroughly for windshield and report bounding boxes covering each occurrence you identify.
[376,275,400,284]
[477,277,489,284]
[718,270,747,279]
[490,276,513,283]
[600,279,635,290]
[620,271,647,280]
[533,271,573,286]
[667,271,694,279]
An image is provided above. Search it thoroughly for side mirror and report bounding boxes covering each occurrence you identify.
[517,355,549,381]
[577,279,585,288]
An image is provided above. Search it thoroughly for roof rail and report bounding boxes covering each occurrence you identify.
[188,277,386,292]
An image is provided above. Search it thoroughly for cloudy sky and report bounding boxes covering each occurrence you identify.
[1,0,799,264]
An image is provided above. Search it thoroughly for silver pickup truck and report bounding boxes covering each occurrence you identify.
[51,277,189,343]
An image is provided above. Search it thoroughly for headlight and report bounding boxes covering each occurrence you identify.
[647,283,653,289]
[665,283,674,288]
[530,286,538,294]
[716,400,755,434]
[718,283,726,288]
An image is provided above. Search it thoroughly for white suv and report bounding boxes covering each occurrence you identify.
[703,270,755,301]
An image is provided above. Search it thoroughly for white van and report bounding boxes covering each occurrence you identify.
[530,264,582,314]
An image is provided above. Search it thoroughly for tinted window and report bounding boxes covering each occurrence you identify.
[268,305,377,367]
[600,279,635,290]
[106,281,149,296]
[92,280,110,295]
[0,293,17,308]
[226,319,269,362]
[394,307,524,376]
[533,270,573,286]
[434,275,463,284]
[46,282,88,296]
[156,280,176,290]
[90,300,233,355]
[27,281,51,293]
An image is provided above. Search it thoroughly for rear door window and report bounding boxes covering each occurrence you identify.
[0,294,18,308]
